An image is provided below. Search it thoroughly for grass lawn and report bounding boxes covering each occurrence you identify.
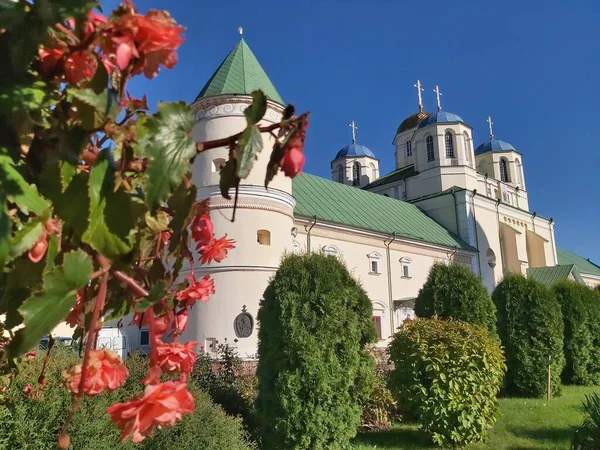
[352,385,597,450]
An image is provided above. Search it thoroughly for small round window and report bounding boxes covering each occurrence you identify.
[487,248,497,268]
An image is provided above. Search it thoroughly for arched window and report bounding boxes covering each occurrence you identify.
[352,161,361,186]
[212,158,226,172]
[370,163,377,180]
[257,229,271,246]
[323,245,339,257]
[426,136,435,162]
[445,132,454,158]
[515,159,522,185]
[400,257,412,278]
[499,158,510,182]
[463,132,471,162]
[337,164,344,183]
[405,140,413,157]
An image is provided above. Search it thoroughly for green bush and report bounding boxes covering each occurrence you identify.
[359,370,398,431]
[554,281,594,385]
[588,289,600,385]
[388,318,506,448]
[0,347,255,450]
[256,253,376,450]
[493,273,565,397]
[572,391,600,450]
[414,262,497,336]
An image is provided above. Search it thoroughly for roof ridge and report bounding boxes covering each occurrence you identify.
[240,37,246,94]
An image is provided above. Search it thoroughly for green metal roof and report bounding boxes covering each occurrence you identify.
[557,248,600,277]
[527,264,584,288]
[292,173,474,251]
[195,38,284,105]
[363,164,417,190]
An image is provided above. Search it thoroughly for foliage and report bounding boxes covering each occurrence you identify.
[585,288,600,385]
[0,0,309,444]
[572,392,600,450]
[360,370,398,432]
[0,348,255,450]
[414,262,497,336]
[493,274,565,397]
[387,317,505,448]
[554,281,595,385]
[256,253,377,450]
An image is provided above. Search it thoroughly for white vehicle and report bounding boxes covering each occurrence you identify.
[83,327,129,361]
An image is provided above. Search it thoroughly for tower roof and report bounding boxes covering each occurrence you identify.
[334,143,377,160]
[194,38,284,105]
[474,139,517,156]
[418,111,465,128]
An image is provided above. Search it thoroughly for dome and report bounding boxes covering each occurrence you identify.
[474,139,516,156]
[334,143,376,160]
[397,111,431,134]
[417,111,464,129]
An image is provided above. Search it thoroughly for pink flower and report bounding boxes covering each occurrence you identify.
[189,213,213,244]
[63,349,128,396]
[28,231,49,263]
[175,274,215,306]
[156,340,196,376]
[197,236,235,265]
[66,291,84,328]
[25,351,36,360]
[280,147,305,178]
[159,229,172,246]
[38,47,65,74]
[174,308,189,334]
[22,384,32,396]
[64,51,98,85]
[106,381,194,443]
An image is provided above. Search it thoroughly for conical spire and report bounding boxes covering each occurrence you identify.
[194,37,284,105]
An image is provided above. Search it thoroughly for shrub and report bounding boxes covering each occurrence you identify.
[572,391,600,450]
[493,273,565,397]
[256,253,376,449]
[359,370,398,431]
[414,262,497,336]
[0,347,255,450]
[554,281,594,385]
[388,318,506,448]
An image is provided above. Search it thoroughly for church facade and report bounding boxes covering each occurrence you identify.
[109,37,600,358]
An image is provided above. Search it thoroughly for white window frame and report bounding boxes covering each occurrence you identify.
[139,328,150,347]
[399,257,412,278]
[337,164,344,183]
[445,131,455,158]
[367,251,382,275]
[323,245,339,257]
[426,136,435,162]
[499,158,510,182]
[463,132,471,162]
[405,140,413,157]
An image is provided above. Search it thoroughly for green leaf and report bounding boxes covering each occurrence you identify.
[0,190,9,269]
[244,90,267,125]
[0,147,49,215]
[54,172,90,237]
[145,102,196,210]
[167,182,196,255]
[145,210,169,233]
[134,281,167,313]
[236,125,263,179]
[82,151,139,260]
[70,87,120,130]
[219,159,239,200]
[0,81,49,117]
[7,250,92,358]
[10,219,44,260]
[43,234,58,274]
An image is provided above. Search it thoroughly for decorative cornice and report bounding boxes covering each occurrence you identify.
[180,265,279,276]
[192,95,284,124]
[202,185,295,218]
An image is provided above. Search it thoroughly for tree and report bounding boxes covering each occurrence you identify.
[414,262,496,336]
[388,318,505,448]
[0,0,309,446]
[493,274,565,397]
[256,253,376,450]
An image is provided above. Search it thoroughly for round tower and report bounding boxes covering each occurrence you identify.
[184,36,295,358]
[330,121,379,187]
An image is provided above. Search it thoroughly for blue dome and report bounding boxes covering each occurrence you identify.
[334,143,376,160]
[474,139,516,156]
[418,111,464,128]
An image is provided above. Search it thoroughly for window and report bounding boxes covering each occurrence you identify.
[370,163,377,180]
[323,245,339,257]
[212,158,226,172]
[352,161,361,186]
[463,132,471,162]
[486,248,496,268]
[499,158,510,182]
[371,260,378,273]
[337,164,344,183]
[139,329,149,346]
[257,229,271,245]
[372,316,383,340]
[400,257,412,278]
[445,131,454,158]
[405,140,413,157]
[368,251,382,274]
[515,158,522,185]
[426,136,435,162]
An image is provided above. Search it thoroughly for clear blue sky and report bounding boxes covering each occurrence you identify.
[111,0,600,263]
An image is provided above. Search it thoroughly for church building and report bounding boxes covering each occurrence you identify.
[124,36,600,358]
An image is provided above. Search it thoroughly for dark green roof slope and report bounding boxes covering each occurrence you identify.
[527,264,584,287]
[557,248,600,276]
[292,173,474,250]
[364,164,417,190]
[195,38,283,105]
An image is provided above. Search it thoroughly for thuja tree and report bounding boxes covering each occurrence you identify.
[493,274,565,397]
[553,281,594,385]
[256,253,377,449]
[414,262,497,336]
[0,1,309,447]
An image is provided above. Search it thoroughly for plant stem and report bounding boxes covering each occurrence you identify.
[195,121,282,153]
[113,270,149,297]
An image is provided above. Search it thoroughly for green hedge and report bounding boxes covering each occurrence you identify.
[493,274,565,397]
[388,318,505,448]
[414,262,497,336]
[256,253,376,449]
[0,348,255,450]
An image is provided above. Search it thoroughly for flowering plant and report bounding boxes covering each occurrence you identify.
[0,0,309,446]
